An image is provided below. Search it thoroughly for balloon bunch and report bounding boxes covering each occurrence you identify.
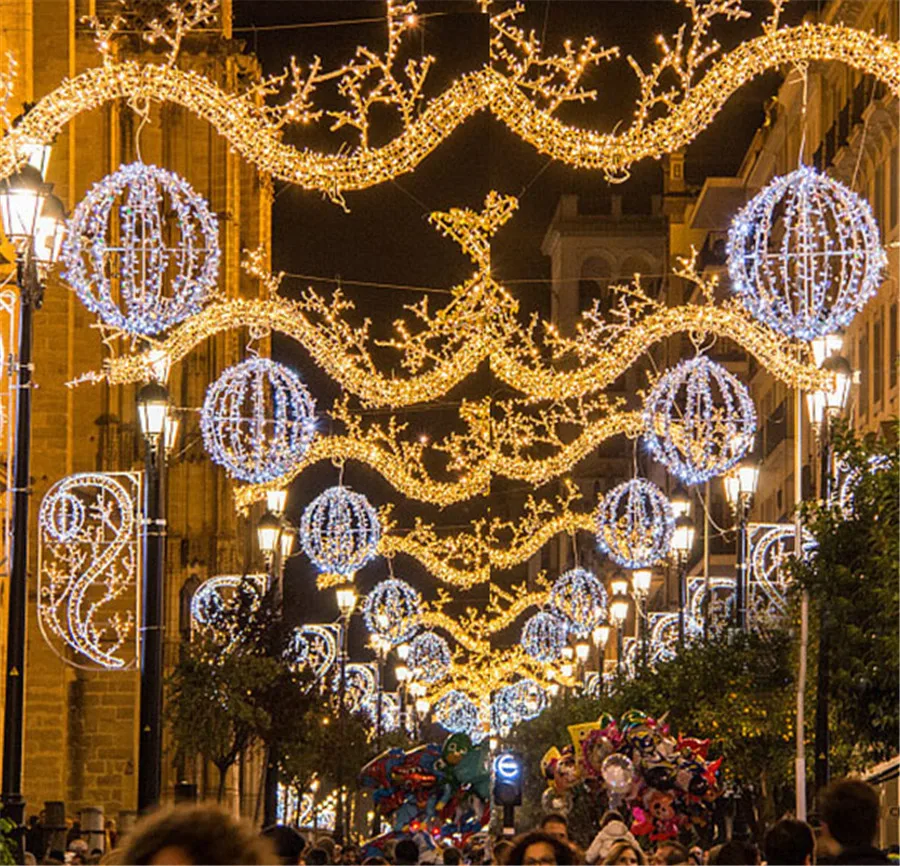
[541,710,722,843]
[359,733,491,854]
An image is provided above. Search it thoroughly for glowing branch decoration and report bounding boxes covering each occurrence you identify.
[643,355,756,485]
[727,166,886,340]
[200,356,317,484]
[61,162,220,337]
[37,472,141,671]
[595,478,674,568]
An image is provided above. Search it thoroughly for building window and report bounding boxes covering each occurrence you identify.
[579,256,613,314]
[890,303,898,391]
[891,148,898,229]
[859,327,869,419]
[874,161,885,240]
[873,315,883,406]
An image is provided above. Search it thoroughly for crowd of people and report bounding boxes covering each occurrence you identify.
[22,778,894,866]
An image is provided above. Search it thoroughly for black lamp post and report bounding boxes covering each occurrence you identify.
[608,577,629,675]
[723,461,759,631]
[807,340,852,798]
[671,513,695,646]
[136,380,171,813]
[630,569,652,667]
[0,150,64,848]
[334,581,357,845]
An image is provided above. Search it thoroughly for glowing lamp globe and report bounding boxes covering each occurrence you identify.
[643,355,756,485]
[201,356,316,484]
[595,478,674,568]
[299,486,381,581]
[727,166,886,340]
[62,162,220,336]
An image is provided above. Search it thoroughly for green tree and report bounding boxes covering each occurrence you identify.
[788,423,899,769]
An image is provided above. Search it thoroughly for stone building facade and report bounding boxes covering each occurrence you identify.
[0,0,270,822]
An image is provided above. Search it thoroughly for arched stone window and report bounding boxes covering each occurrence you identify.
[578,255,614,314]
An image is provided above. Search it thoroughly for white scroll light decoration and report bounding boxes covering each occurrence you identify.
[333,661,377,713]
[647,612,681,668]
[61,162,220,336]
[362,578,421,647]
[835,454,892,519]
[550,567,608,638]
[300,486,381,583]
[520,610,568,664]
[727,166,886,341]
[643,355,757,486]
[297,624,341,679]
[200,356,316,484]
[433,689,481,738]
[408,630,451,684]
[686,576,735,634]
[747,523,817,621]
[190,573,269,628]
[37,472,141,670]
[595,478,674,568]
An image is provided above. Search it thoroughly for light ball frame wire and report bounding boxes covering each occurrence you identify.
[595,478,674,568]
[362,578,422,647]
[62,161,220,336]
[200,356,317,484]
[642,354,757,486]
[300,485,381,581]
[550,567,609,638]
[727,166,886,341]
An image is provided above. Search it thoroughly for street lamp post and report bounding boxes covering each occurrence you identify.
[723,461,759,631]
[591,624,610,680]
[609,576,629,675]
[807,342,852,798]
[136,381,172,813]
[334,582,357,846]
[0,157,64,838]
[671,512,695,647]
[631,569,652,667]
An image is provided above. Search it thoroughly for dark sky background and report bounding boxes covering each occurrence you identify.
[228,1,818,651]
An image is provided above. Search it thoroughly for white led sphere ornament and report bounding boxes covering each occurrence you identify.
[408,630,451,683]
[200,356,316,484]
[726,166,886,340]
[433,689,480,737]
[300,486,381,580]
[521,610,568,663]
[550,568,608,638]
[595,478,674,568]
[62,162,220,336]
[362,578,421,646]
[643,355,756,486]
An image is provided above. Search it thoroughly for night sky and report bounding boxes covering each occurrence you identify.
[228,1,818,645]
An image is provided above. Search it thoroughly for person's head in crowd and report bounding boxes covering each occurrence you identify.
[764,818,815,866]
[604,841,647,866]
[442,846,462,865]
[708,840,759,865]
[652,841,689,865]
[318,838,336,858]
[122,804,276,865]
[340,845,359,865]
[261,825,306,865]
[361,858,389,865]
[394,838,421,865]
[506,831,574,866]
[491,839,513,865]
[305,848,329,866]
[539,815,569,843]
[821,779,881,853]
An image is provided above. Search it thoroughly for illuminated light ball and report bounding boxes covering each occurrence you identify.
[550,568,608,638]
[300,486,381,579]
[726,166,886,340]
[408,630,451,683]
[642,355,756,486]
[62,162,220,336]
[595,478,674,568]
[520,611,568,663]
[601,753,635,795]
[200,356,316,484]
[433,690,480,737]
[492,678,548,731]
[362,578,421,647]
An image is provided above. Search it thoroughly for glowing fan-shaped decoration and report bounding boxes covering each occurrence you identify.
[595,478,674,568]
[190,574,269,628]
[62,162,220,336]
[362,578,421,646]
[433,690,481,738]
[727,166,886,340]
[643,355,756,485]
[520,611,568,663]
[300,486,381,581]
[550,568,608,638]
[408,631,451,683]
[200,356,316,484]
